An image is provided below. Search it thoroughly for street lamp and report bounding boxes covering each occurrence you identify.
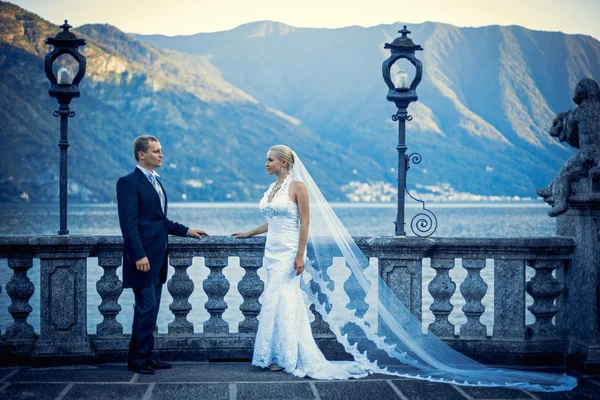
[382,25,423,236]
[44,20,86,235]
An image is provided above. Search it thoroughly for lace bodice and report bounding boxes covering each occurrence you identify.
[259,175,299,223]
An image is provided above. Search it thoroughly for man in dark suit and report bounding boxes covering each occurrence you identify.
[117,135,207,375]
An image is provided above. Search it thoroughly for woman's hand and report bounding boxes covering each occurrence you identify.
[231,223,267,238]
[231,232,250,238]
[294,255,305,276]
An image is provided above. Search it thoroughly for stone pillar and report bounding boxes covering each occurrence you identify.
[344,267,369,319]
[307,278,334,335]
[203,256,230,333]
[6,256,36,353]
[368,237,426,339]
[556,179,600,373]
[237,256,263,334]
[30,236,96,365]
[526,260,562,338]
[167,256,195,335]
[460,259,487,338]
[96,246,123,337]
[379,259,422,320]
[493,260,526,339]
[428,258,456,338]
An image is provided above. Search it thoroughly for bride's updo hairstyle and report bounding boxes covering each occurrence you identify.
[269,145,295,172]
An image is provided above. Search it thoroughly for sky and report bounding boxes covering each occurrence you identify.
[10,0,600,40]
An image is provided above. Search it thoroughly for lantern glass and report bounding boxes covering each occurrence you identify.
[394,70,409,90]
[57,66,73,85]
[52,53,79,84]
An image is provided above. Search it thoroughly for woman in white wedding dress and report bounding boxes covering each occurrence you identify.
[232,145,577,392]
[232,145,366,379]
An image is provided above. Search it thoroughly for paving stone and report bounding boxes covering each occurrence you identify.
[138,362,300,383]
[237,382,315,400]
[390,379,467,400]
[8,365,134,382]
[458,386,532,399]
[0,362,597,400]
[1,383,69,400]
[151,383,229,400]
[63,383,149,399]
[0,368,17,381]
[315,380,401,400]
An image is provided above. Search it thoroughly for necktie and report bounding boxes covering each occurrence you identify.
[151,174,165,213]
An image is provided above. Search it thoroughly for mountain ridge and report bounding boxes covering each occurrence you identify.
[136,19,600,198]
[2,1,599,203]
[0,2,382,203]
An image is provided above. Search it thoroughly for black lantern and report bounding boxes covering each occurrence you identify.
[382,25,424,236]
[44,20,86,235]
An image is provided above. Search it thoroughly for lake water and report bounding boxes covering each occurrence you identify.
[0,202,554,337]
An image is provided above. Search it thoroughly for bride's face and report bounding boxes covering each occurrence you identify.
[265,151,284,175]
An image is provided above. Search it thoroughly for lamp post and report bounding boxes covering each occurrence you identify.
[44,20,86,235]
[382,26,423,236]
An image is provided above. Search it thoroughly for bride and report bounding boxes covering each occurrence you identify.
[232,145,577,391]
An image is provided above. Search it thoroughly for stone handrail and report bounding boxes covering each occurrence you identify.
[0,235,576,367]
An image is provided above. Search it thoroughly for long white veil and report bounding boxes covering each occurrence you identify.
[289,150,576,392]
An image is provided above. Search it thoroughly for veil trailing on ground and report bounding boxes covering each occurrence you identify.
[289,151,576,392]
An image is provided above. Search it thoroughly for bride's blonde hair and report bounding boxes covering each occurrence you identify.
[269,145,295,172]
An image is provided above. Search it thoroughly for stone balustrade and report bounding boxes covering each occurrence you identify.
[0,235,578,368]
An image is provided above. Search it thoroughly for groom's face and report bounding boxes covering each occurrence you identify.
[140,140,163,170]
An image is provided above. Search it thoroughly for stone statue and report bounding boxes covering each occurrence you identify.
[536,78,600,217]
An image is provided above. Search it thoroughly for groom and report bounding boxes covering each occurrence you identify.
[117,135,208,375]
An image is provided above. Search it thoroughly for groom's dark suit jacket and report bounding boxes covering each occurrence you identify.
[117,168,189,288]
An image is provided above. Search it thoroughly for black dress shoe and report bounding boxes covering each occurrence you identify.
[128,364,156,375]
[148,359,172,369]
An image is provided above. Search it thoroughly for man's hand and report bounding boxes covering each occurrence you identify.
[136,257,150,272]
[294,256,305,276]
[188,229,209,238]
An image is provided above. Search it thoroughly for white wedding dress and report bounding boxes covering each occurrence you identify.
[249,152,576,391]
[252,175,368,379]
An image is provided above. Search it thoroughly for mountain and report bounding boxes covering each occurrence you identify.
[0,2,381,203]
[137,20,600,198]
[2,2,599,204]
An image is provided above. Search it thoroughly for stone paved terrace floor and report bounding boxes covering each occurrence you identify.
[0,363,598,400]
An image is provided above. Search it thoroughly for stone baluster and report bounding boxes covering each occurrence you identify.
[6,256,36,351]
[31,236,95,365]
[459,259,488,338]
[493,259,526,339]
[310,304,332,335]
[428,258,456,337]
[203,257,230,333]
[526,260,562,338]
[308,278,333,335]
[344,263,369,319]
[303,251,335,336]
[167,257,195,335]
[237,256,264,334]
[96,250,123,336]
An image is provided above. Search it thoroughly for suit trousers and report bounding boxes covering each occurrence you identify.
[128,278,163,367]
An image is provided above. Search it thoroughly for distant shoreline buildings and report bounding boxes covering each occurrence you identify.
[341,181,535,203]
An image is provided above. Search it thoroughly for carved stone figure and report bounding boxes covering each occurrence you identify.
[536,78,600,217]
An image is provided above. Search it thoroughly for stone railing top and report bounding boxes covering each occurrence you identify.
[367,236,576,259]
[0,235,575,261]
